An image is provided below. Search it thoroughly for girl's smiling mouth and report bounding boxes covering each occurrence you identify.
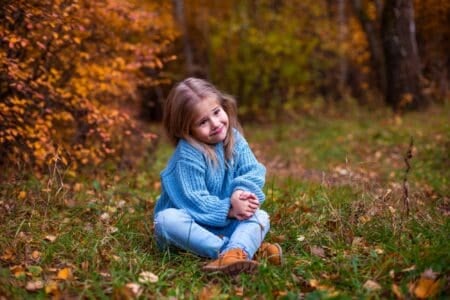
[210,126,224,136]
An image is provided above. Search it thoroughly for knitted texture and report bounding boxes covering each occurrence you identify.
[154,129,266,227]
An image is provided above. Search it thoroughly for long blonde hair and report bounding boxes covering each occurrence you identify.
[163,77,242,164]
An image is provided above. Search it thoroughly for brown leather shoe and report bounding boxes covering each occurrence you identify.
[202,248,258,275]
[255,242,283,265]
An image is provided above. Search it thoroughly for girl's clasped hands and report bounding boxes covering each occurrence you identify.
[228,190,259,220]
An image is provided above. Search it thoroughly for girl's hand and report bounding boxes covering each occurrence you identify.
[229,190,260,220]
[239,191,259,210]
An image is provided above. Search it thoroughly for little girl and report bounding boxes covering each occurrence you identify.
[153,77,282,274]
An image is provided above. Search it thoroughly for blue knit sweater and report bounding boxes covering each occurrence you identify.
[154,129,266,227]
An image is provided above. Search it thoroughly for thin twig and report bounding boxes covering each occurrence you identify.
[402,136,414,216]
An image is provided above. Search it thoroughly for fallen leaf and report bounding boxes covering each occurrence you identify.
[363,279,382,291]
[273,290,288,297]
[273,234,286,242]
[401,265,416,272]
[10,265,26,279]
[31,250,41,261]
[18,191,27,200]
[297,235,305,242]
[125,283,142,297]
[56,267,73,280]
[73,183,82,192]
[310,246,326,258]
[198,284,221,300]
[234,286,244,297]
[45,280,60,296]
[0,248,15,261]
[100,212,110,222]
[391,284,404,299]
[108,226,118,234]
[44,235,57,242]
[374,247,384,254]
[309,279,339,296]
[389,270,395,279]
[138,271,158,283]
[413,269,441,299]
[351,237,364,248]
[25,280,44,291]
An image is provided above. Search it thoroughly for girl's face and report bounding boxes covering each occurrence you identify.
[190,97,229,145]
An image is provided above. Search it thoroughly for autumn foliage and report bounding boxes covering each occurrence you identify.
[0,0,176,174]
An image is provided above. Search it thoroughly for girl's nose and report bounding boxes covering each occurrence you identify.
[211,117,220,128]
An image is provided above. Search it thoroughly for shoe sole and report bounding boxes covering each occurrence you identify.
[203,260,259,275]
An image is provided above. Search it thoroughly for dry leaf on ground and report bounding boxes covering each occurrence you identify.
[138,271,158,283]
[45,280,60,296]
[363,279,382,291]
[125,283,143,297]
[310,246,326,258]
[31,250,41,261]
[391,284,404,299]
[413,268,441,299]
[25,280,44,291]
[198,284,221,300]
[0,248,15,261]
[10,265,26,279]
[56,267,73,280]
[44,235,57,242]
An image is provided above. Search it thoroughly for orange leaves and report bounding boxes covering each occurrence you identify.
[1,0,174,175]
[411,269,442,299]
[5,259,76,295]
[56,267,73,280]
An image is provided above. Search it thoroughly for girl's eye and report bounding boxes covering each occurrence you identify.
[199,120,207,126]
[214,108,221,115]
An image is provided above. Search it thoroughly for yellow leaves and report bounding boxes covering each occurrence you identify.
[56,267,73,280]
[10,265,26,279]
[1,248,16,261]
[45,280,60,296]
[18,191,27,200]
[2,0,171,173]
[411,269,441,299]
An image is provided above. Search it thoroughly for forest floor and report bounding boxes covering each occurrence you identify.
[1,104,449,299]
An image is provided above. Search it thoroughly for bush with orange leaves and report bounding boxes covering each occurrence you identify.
[0,0,177,175]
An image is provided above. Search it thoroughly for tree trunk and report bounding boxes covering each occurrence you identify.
[381,0,427,111]
[172,0,194,75]
[351,0,387,96]
[337,0,348,97]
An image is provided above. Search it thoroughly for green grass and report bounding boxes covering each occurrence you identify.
[1,105,449,299]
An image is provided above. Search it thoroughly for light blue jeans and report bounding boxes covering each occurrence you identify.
[154,208,270,259]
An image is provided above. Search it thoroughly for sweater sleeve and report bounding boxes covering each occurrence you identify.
[161,159,231,227]
[230,133,266,203]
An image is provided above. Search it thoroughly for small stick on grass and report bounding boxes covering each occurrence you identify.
[402,136,414,216]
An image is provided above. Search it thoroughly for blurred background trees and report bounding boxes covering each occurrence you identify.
[1,0,448,174]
